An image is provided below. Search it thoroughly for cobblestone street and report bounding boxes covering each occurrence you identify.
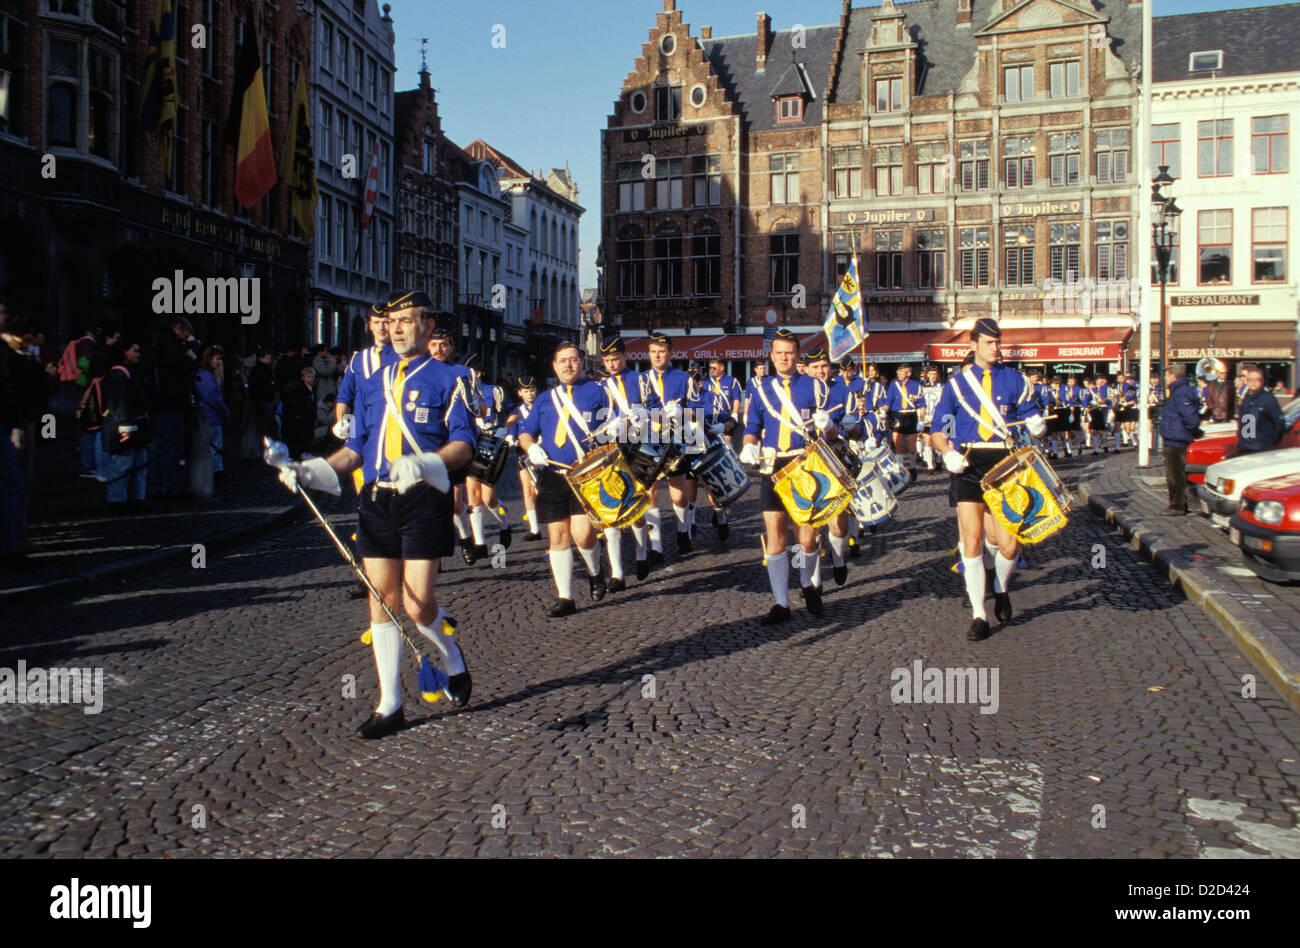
[2,456,1299,858]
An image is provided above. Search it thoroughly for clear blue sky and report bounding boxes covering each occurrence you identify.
[384,0,1296,292]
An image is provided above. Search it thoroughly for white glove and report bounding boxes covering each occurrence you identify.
[527,443,549,467]
[738,442,761,465]
[708,423,726,436]
[278,456,342,496]
[630,404,651,427]
[841,414,860,429]
[943,450,969,474]
[389,451,449,494]
[865,436,879,450]
[813,410,832,432]
[331,417,352,440]
[1026,414,1047,438]
[662,401,683,423]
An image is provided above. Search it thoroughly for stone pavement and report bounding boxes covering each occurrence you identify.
[2,453,1298,858]
[1078,453,1300,715]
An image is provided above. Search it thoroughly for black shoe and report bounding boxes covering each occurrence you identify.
[676,531,692,555]
[589,569,607,602]
[499,522,512,549]
[607,577,626,594]
[348,584,368,600]
[833,563,848,586]
[847,539,861,557]
[357,707,405,739]
[547,597,576,617]
[474,543,489,562]
[968,618,991,642]
[761,604,791,625]
[445,672,472,708]
[648,548,665,568]
[635,558,648,581]
[801,584,824,616]
[714,513,730,544]
[524,530,542,542]
[868,525,878,535]
[461,538,478,565]
[994,592,1013,624]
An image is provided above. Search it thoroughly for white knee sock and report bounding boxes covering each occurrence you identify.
[713,506,727,525]
[962,556,987,620]
[549,548,574,600]
[604,528,623,579]
[577,542,601,577]
[369,620,403,715]
[525,509,539,534]
[487,504,509,529]
[828,533,848,566]
[453,511,469,540]
[765,551,790,608]
[672,503,689,532]
[416,606,465,676]
[982,539,997,570]
[645,508,663,551]
[994,551,1019,595]
[469,506,486,545]
[800,544,822,589]
[631,523,647,559]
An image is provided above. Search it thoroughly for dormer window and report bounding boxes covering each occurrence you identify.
[776,95,803,123]
[1189,50,1223,72]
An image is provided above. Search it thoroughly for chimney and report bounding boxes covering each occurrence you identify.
[664,0,675,11]
[701,25,712,40]
[957,0,972,26]
[757,12,771,72]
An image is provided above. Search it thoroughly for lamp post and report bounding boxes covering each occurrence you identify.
[1150,166,1181,405]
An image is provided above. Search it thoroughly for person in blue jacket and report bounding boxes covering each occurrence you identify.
[195,347,230,475]
[1157,363,1204,516]
[1236,363,1286,456]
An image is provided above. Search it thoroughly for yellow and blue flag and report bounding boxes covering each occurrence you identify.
[824,255,866,363]
[138,0,177,176]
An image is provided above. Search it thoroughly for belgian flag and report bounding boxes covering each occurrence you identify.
[225,15,276,209]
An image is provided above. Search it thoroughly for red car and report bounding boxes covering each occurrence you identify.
[1187,397,1300,486]
[1229,472,1300,583]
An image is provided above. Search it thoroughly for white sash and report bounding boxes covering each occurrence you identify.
[551,385,593,460]
[605,373,634,416]
[953,366,1014,441]
[755,376,814,443]
[379,359,436,464]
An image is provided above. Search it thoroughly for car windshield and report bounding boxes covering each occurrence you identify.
[1284,398,1300,426]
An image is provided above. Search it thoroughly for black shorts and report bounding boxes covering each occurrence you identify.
[949,447,1012,507]
[1089,408,1109,430]
[535,466,584,524]
[759,474,787,514]
[892,412,919,435]
[1048,411,1069,434]
[357,482,455,560]
[1117,407,1139,423]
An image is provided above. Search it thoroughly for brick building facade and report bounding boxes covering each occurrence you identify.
[601,0,1144,378]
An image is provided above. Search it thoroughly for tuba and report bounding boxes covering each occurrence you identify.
[1195,357,1228,382]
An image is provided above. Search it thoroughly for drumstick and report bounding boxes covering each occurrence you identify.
[759,533,768,567]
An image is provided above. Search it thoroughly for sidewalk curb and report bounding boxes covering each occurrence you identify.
[0,503,303,604]
[1078,475,1300,715]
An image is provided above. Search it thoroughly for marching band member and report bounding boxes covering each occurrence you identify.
[700,356,743,543]
[863,363,888,412]
[808,349,859,586]
[886,363,923,477]
[1090,374,1113,455]
[643,332,702,558]
[429,327,483,563]
[508,377,542,541]
[464,353,517,553]
[1045,376,1066,459]
[919,365,943,471]
[334,300,397,599]
[599,336,657,586]
[742,360,767,424]
[1061,374,1084,457]
[739,328,836,624]
[839,359,866,417]
[518,341,612,618]
[931,319,1046,642]
[1117,372,1139,448]
[277,295,476,738]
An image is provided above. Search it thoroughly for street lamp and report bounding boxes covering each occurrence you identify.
[1151,166,1181,403]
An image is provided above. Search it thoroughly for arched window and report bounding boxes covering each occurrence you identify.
[616,225,644,300]
[692,220,721,297]
[551,219,558,258]
[653,223,682,298]
[47,83,76,146]
[551,273,560,322]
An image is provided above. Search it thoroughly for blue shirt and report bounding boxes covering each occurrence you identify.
[337,344,396,410]
[508,400,536,440]
[701,373,742,423]
[1119,382,1138,406]
[931,362,1040,451]
[825,379,851,426]
[602,367,659,419]
[346,354,477,483]
[744,373,830,453]
[643,367,700,412]
[840,376,866,411]
[1061,384,1083,407]
[863,379,888,410]
[521,380,611,468]
[886,378,922,413]
[479,383,515,429]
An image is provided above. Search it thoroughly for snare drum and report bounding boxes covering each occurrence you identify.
[980,446,1072,545]
[861,440,911,497]
[828,438,862,479]
[564,444,651,529]
[621,439,673,488]
[466,431,508,484]
[660,436,691,478]
[689,435,751,507]
[850,465,898,528]
[771,439,855,528]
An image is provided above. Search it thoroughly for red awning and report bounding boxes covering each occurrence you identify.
[927,327,1132,363]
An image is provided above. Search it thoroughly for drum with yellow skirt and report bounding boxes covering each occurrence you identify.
[980,446,1072,545]
[564,444,651,529]
[772,439,855,529]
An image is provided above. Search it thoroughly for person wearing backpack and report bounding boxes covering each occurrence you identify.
[101,338,152,509]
